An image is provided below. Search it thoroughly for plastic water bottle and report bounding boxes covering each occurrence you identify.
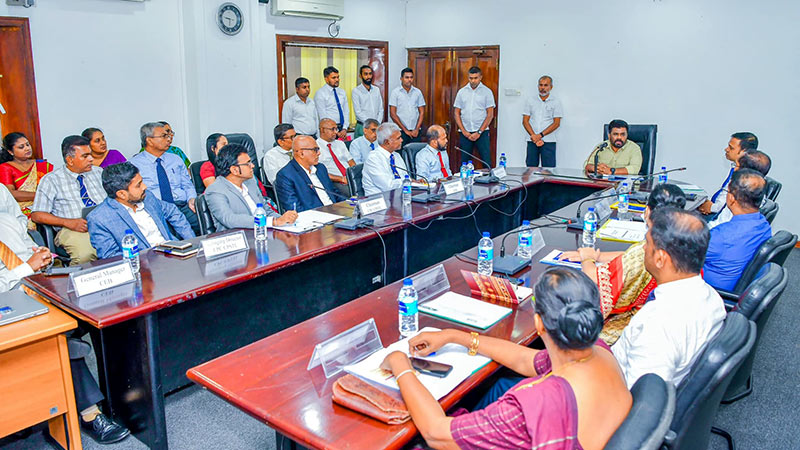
[466,160,475,185]
[398,278,419,337]
[517,220,533,259]
[460,162,468,186]
[121,229,140,274]
[658,166,668,184]
[402,175,412,206]
[618,182,630,215]
[477,232,494,276]
[499,153,507,168]
[582,207,598,249]
[254,203,268,242]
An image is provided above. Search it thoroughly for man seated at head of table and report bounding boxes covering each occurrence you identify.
[348,118,380,165]
[362,122,411,196]
[708,150,771,229]
[584,119,642,176]
[703,169,772,292]
[31,135,104,265]
[275,135,339,212]
[381,266,632,449]
[415,124,453,182]
[206,144,297,231]
[88,162,195,259]
[261,123,297,184]
[612,207,726,388]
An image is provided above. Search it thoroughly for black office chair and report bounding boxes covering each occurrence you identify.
[259,166,280,206]
[603,124,657,175]
[764,176,781,202]
[195,194,215,235]
[189,161,207,194]
[717,230,796,304]
[347,164,364,198]
[401,142,427,177]
[663,311,756,450]
[605,374,675,450]
[227,133,262,184]
[36,223,71,265]
[759,198,778,224]
[723,263,788,403]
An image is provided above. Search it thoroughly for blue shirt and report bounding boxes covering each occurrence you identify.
[130,150,196,203]
[703,212,771,291]
[415,144,452,182]
[349,136,376,165]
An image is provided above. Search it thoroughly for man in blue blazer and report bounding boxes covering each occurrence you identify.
[88,162,195,259]
[275,135,346,212]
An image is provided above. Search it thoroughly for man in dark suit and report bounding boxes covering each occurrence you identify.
[88,162,195,259]
[275,135,345,212]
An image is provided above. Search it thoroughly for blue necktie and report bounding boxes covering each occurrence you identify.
[711,167,734,203]
[389,153,400,179]
[156,158,175,203]
[333,88,345,130]
[370,142,375,151]
[77,175,96,207]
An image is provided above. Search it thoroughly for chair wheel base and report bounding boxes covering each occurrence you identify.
[722,375,753,404]
[711,426,735,450]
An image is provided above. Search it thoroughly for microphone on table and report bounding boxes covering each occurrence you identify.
[493,222,572,275]
[307,183,374,230]
[455,147,499,184]
[592,142,609,178]
[391,164,441,203]
[307,183,351,202]
[565,190,623,231]
[629,167,687,203]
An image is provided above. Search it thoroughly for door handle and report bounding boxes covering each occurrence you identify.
[444,121,450,133]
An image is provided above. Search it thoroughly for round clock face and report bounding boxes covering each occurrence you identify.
[217,2,243,36]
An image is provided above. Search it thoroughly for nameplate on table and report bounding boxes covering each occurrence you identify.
[358,196,388,216]
[491,166,507,179]
[530,228,546,255]
[69,261,136,297]
[594,198,613,223]
[442,179,465,195]
[200,230,249,260]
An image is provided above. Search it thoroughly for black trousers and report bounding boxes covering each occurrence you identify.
[401,129,421,148]
[176,201,201,235]
[526,141,557,167]
[459,132,491,169]
[68,338,104,413]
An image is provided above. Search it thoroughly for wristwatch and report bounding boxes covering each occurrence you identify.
[610,168,616,175]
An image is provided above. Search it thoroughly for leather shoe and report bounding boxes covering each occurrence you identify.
[81,413,131,444]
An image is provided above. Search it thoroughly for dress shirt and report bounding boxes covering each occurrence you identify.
[612,275,726,388]
[389,86,426,130]
[349,136,377,165]
[710,165,735,214]
[32,166,104,222]
[584,140,643,175]
[415,145,452,182]
[351,83,384,123]
[130,151,196,203]
[0,184,27,229]
[453,82,496,132]
[704,212,772,291]
[522,94,564,143]
[0,213,36,292]
[314,84,350,129]
[363,146,408,196]
[262,145,294,183]
[305,165,333,206]
[708,197,766,229]
[122,202,167,247]
[281,94,319,136]
[316,138,353,178]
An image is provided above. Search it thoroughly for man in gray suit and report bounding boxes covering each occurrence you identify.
[205,144,297,231]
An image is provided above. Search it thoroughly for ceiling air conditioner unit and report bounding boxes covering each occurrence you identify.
[271,0,344,21]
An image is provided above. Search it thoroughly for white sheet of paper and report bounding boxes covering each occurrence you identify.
[419,291,512,329]
[539,249,582,269]
[272,210,345,233]
[598,219,647,243]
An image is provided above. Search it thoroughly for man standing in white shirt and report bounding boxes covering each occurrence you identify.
[314,67,349,139]
[522,75,563,167]
[389,68,426,148]
[317,118,355,198]
[363,122,410,196]
[282,77,318,138]
[415,125,452,182]
[453,66,496,168]
[351,65,384,139]
[261,124,296,183]
[612,207,726,388]
[349,119,380,165]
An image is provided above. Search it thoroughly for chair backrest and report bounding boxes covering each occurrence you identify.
[605,373,675,450]
[732,230,797,293]
[666,312,756,450]
[764,176,781,201]
[189,161,207,195]
[259,166,280,208]
[603,124,657,175]
[760,198,778,224]
[195,194,215,235]
[347,163,364,198]
[401,142,427,177]
[227,133,261,184]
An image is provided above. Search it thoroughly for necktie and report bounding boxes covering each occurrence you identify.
[437,151,449,178]
[156,158,175,203]
[389,153,401,179]
[0,240,24,270]
[333,87,345,130]
[77,174,97,207]
[328,143,347,177]
[370,142,375,151]
[711,167,734,203]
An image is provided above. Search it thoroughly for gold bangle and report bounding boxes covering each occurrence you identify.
[468,332,480,356]
[582,259,596,265]
[395,369,416,381]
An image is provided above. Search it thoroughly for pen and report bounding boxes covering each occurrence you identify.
[293,202,296,210]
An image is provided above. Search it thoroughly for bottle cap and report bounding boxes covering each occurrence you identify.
[522,220,530,226]
[468,160,473,164]
[588,207,595,211]
[404,175,409,179]
[482,231,490,238]
[256,203,263,208]
[403,278,413,286]
[125,229,133,234]
[462,162,467,166]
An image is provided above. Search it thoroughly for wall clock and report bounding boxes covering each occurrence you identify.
[217,3,243,36]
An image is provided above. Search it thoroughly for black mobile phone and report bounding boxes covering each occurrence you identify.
[44,266,81,276]
[409,357,453,378]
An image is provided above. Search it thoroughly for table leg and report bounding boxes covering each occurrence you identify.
[46,334,82,449]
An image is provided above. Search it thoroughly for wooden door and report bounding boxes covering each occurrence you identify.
[0,17,43,158]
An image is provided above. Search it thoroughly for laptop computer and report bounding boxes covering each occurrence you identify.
[0,290,49,326]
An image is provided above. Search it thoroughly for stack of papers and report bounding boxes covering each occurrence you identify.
[679,183,705,193]
[418,291,513,329]
[598,219,647,243]
[271,210,345,233]
[539,249,582,269]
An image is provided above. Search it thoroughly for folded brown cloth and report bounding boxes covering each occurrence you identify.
[332,374,411,425]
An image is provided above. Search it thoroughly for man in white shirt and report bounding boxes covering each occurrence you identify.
[415,125,452,182]
[282,77,318,138]
[261,124,297,183]
[698,132,758,216]
[314,67,349,139]
[0,184,27,229]
[317,118,356,198]
[349,118,380,165]
[453,66,495,168]
[363,122,410,196]
[708,150,771,229]
[389,67,426,147]
[612,207,726,388]
[522,75,563,167]
[0,212,51,291]
[351,65,384,139]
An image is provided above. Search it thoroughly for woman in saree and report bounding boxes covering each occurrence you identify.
[81,127,127,168]
[0,132,53,228]
[200,133,229,188]
[381,267,632,450]
[558,183,686,344]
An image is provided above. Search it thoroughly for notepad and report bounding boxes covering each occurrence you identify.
[272,210,345,234]
[419,291,513,330]
[539,249,582,269]
[598,219,647,243]
[609,201,647,212]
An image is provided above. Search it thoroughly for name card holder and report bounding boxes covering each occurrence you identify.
[358,196,389,216]
[530,228,546,255]
[595,197,614,224]
[442,179,465,196]
[411,264,451,304]
[200,230,249,260]
[200,249,250,277]
[308,318,383,378]
[76,282,138,310]
[491,166,507,179]
[68,260,136,298]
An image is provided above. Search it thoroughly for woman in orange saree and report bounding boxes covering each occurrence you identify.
[0,132,54,228]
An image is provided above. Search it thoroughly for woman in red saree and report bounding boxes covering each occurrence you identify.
[382,267,632,450]
[0,132,53,228]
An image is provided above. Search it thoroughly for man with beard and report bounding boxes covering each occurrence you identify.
[88,162,195,259]
[315,66,349,139]
[351,65,384,139]
[584,119,642,175]
[415,125,453,182]
[523,75,563,167]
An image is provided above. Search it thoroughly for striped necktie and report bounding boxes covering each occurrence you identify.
[77,174,97,207]
[389,153,401,179]
[0,240,24,270]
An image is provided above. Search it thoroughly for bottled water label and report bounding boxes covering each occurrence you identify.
[399,300,418,315]
[254,215,266,227]
[519,236,531,247]
[583,220,596,232]
[122,245,139,259]
[403,185,411,194]
[478,248,493,261]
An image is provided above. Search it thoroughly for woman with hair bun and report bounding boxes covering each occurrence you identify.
[381,267,632,450]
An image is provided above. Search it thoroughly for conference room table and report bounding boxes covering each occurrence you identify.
[22,167,624,449]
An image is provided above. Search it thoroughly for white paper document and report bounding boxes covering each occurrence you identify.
[539,249,582,269]
[419,291,513,329]
[598,219,647,243]
[679,183,705,193]
[344,327,491,400]
[271,210,345,233]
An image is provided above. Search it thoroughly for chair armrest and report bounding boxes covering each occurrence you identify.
[716,288,738,301]
[662,429,676,448]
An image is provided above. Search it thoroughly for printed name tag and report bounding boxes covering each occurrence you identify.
[491,167,507,179]
[442,179,465,195]
[359,196,388,215]
[70,261,136,297]
[201,230,249,259]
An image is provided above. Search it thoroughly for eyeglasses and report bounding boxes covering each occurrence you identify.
[322,126,339,132]
[234,161,254,168]
[300,147,320,153]
[150,134,170,139]
[281,134,297,141]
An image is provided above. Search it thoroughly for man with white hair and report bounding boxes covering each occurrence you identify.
[363,122,409,196]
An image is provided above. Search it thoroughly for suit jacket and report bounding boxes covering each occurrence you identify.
[275,159,340,212]
[205,176,278,231]
[88,195,196,259]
